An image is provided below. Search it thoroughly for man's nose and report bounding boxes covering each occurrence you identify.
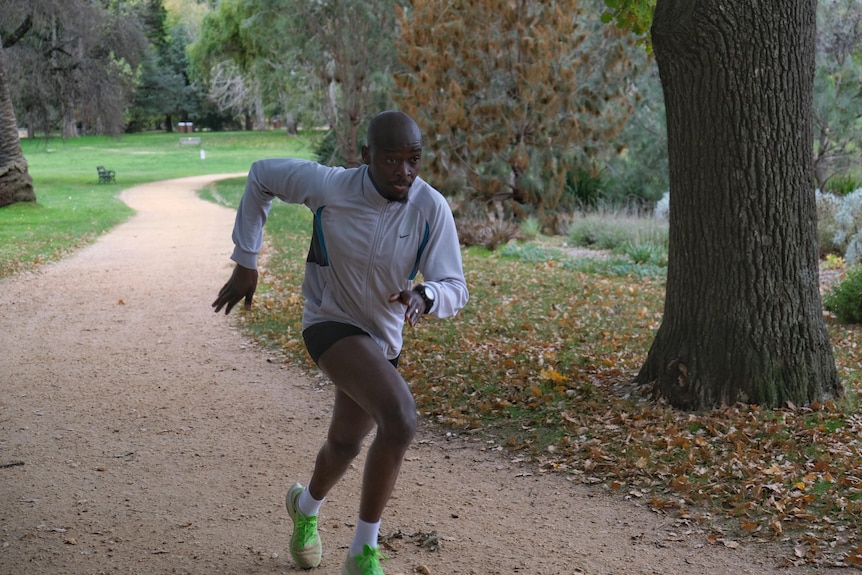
[397,161,413,177]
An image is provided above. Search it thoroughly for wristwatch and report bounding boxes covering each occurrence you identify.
[414,284,435,314]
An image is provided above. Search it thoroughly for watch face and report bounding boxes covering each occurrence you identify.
[425,286,435,300]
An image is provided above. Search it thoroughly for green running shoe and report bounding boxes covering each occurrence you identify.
[285,482,322,569]
[341,545,385,575]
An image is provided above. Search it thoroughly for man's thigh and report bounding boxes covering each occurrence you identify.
[318,335,413,421]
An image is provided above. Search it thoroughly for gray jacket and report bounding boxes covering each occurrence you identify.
[231,158,469,359]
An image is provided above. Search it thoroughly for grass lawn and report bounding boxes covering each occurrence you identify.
[2,131,315,277]
[4,132,862,566]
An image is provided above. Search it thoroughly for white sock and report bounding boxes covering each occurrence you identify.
[297,487,324,517]
[348,518,381,556]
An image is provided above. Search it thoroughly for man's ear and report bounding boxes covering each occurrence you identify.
[360,144,370,165]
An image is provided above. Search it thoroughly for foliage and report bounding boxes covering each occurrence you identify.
[518,217,541,242]
[567,210,667,253]
[2,0,148,136]
[128,17,205,132]
[834,190,862,265]
[824,265,862,324]
[564,166,607,210]
[826,172,862,196]
[454,217,520,250]
[824,254,846,270]
[231,0,402,166]
[602,63,668,205]
[394,0,648,225]
[187,0,266,129]
[601,0,656,38]
[817,190,862,264]
[813,0,862,192]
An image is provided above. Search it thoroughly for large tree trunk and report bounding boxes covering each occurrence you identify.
[0,42,35,208]
[636,0,841,409]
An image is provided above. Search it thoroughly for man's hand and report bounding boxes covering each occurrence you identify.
[389,288,424,327]
[212,264,259,315]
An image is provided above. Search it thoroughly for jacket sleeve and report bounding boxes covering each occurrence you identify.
[418,194,469,319]
[230,158,330,269]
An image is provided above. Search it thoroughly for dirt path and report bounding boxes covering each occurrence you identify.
[0,175,849,575]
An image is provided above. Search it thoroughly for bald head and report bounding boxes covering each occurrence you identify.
[366,111,422,151]
[362,111,423,202]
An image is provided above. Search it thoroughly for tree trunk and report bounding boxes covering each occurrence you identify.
[637,0,841,409]
[0,42,35,208]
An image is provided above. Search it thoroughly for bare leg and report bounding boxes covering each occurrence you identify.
[310,334,416,522]
[306,389,375,500]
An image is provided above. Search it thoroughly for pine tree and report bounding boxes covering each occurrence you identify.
[395,0,644,226]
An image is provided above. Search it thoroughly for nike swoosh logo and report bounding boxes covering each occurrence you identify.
[399,233,410,238]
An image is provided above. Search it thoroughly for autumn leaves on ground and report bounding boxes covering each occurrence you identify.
[209,180,862,569]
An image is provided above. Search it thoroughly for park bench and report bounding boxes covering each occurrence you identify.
[97,166,116,183]
[179,137,201,146]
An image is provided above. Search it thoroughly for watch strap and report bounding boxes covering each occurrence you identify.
[414,284,434,314]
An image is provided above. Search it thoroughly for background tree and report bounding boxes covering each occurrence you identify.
[2,0,147,137]
[188,0,269,131]
[128,0,204,132]
[0,25,35,207]
[190,0,400,164]
[254,0,401,166]
[632,0,841,408]
[395,0,646,228]
[812,0,862,193]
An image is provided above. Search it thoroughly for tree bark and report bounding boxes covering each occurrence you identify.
[637,0,841,409]
[0,42,35,208]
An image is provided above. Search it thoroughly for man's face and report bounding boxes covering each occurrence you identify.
[363,139,422,202]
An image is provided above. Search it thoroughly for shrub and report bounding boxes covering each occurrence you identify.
[518,217,541,242]
[816,190,847,258]
[456,217,520,250]
[833,190,862,265]
[824,254,846,270]
[314,130,337,165]
[618,240,668,267]
[823,265,862,324]
[825,174,862,196]
[567,211,668,252]
[564,166,606,210]
[654,191,670,222]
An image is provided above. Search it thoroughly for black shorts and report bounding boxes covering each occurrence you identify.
[303,321,400,368]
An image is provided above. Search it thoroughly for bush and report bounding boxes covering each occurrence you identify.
[654,191,670,222]
[833,190,862,265]
[314,130,336,165]
[518,217,541,242]
[567,211,668,252]
[456,217,520,250]
[564,167,606,209]
[824,265,862,324]
[618,241,668,267]
[825,174,862,196]
[816,190,847,258]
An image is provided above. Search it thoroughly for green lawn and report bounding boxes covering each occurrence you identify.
[2,131,315,276]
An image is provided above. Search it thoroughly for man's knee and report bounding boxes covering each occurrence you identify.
[379,398,417,447]
[326,434,365,460]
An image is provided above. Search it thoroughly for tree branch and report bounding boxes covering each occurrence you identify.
[2,14,33,49]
